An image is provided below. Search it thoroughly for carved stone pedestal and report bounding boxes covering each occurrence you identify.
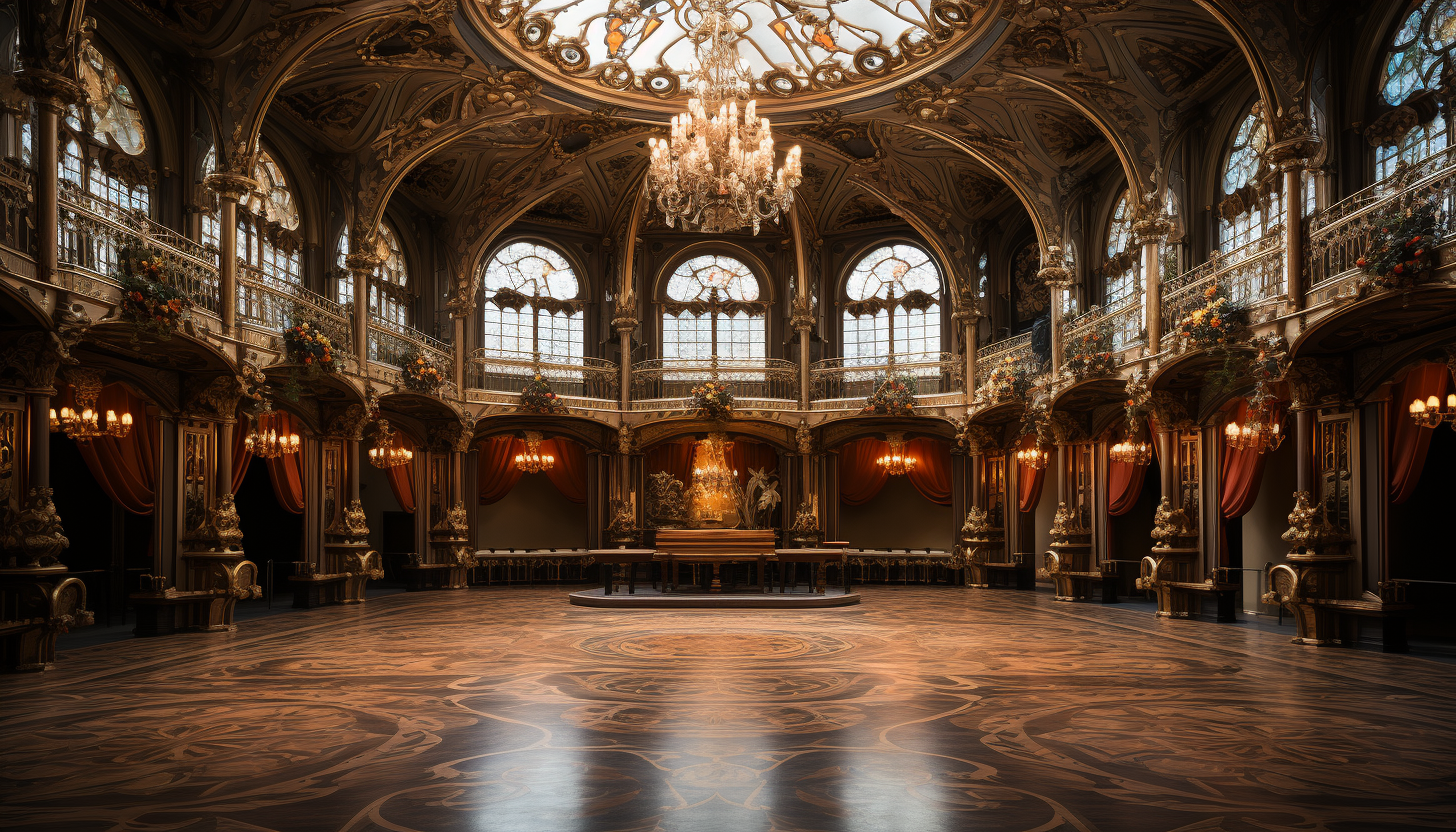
[180,551,262,631]
[0,567,94,671]
[427,502,471,590]
[1138,547,1200,617]
[296,500,380,609]
[960,508,1016,589]
[1040,503,1094,601]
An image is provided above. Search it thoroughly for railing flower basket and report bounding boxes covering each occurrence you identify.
[983,356,1034,403]
[691,380,733,421]
[1357,195,1444,291]
[860,373,917,416]
[1175,282,1247,351]
[520,373,566,414]
[1063,322,1117,380]
[400,348,445,394]
[282,320,337,373]
[116,245,191,339]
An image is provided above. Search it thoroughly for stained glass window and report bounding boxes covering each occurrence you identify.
[1377,0,1454,179]
[1218,107,1281,252]
[480,241,583,361]
[841,243,941,364]
[1104,193,1139,306]
[662,254,765,362]
[77,44,146,156]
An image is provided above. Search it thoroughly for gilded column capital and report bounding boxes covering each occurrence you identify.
[203,171,256,202]
[790,295,815,332]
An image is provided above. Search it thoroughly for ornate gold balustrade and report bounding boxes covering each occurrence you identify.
[633,357,799,412]
[1060,292,1145,361]
[1159,229,1286,353]
[467,349,619,407]
[237,264,348,352]
[974,333,1040,390]
[810,353,962,411]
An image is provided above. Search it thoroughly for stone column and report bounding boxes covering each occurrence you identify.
[204,173,255,338]
[613,313,637,410]
[452,313,467,392]
[1037,250,1070,376]
[17,71,78,285]
[792,297,813,409]
[1132,200,1173,357]
[345,252,380,368]
[956,309,981,403]
[217,421,234,496]
[1282,162,1306,317]
[1294,408,1314,495]
[27,391,50,491]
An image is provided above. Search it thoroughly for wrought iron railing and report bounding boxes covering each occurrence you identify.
[632,357,799,409]
[57,185,221,312]
[1307,147,1456,296]
[468,349,619,402]
[237,265,346,336]
[1159,230,1286,350]
[974,333,1039,390]
[0,158,33,255]
[1061,293,1145,356]
[367,318,453,370]
[812,352,961,407]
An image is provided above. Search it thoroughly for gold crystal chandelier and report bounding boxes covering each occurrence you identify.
[876,432,918,477]
[646,0,802,234]
[50,368,131,443]
[1016,444,1050,470]
[514,431,555,473]
[1110,413,1152,466]
[368,419,414,469]
[1409,393,1456,428]
[687,431,739,525]
[1224,390,1284,454]
[245,404,300,459]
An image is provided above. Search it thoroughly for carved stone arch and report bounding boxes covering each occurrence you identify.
[815,415,958,452]
[473,414,615,453]
[632,417,797,454]
[1343,1,1424,131]
[846,177,979,315]
[1188,0,1303,129]
[476,234,593,305]
[836,235,948,301]
[653,242,778,306]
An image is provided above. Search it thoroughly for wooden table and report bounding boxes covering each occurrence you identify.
[775,548,849,595]
[655,530,776,593]
[589,548,657,595]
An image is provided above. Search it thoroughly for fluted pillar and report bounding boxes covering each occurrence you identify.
[345,253,380,368]
[1037,249,1071,375]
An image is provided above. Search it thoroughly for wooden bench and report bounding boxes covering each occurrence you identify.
[1162,580,1240,622]
[401,563,453,592]
[288,573,348,608]
[1306,597,1414,653]
[134,561,261,634]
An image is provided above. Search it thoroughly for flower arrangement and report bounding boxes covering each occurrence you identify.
[691,379,733,421]
[115,246,190,338]
[400,349,445,394]
[1063,323,1117,379]
[520,373,565,414]
[861,373,917,416]
[1356,196,1444,290]
[1176,282,1246,351]
[282,319,336,372]
[984,356,1033,402]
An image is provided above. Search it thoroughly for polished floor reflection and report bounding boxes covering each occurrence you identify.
[3,587,1456,832]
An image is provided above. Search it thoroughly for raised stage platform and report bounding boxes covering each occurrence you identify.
[568,586,861,608]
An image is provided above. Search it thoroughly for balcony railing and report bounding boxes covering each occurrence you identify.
[237,265,346,337]
[974,333,1039,390]
[632,357,799,410]
[0,158,33,255]
[58,185,220,312]
[812,352,962,409]
[1061,292,1145,358]
[1159,230,1285,350]
[1308,146,1456,299]
[367,318,453,371]
[468,349,619,403]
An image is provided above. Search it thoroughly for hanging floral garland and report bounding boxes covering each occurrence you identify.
[282,319,337,372]
[984,356,1034,402]
[691,380,734,421]
[520,373,566,414]
[1175,282,1246,351]
[1063,322,1117,379]
[861,373,917,416]
[1356,195,1444,290]
[115,245,191,338]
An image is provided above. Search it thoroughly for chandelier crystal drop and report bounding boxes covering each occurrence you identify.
[245,404,300,459]
[1016,445,1050,470]
[687,431,739,526]
[645,0,802,235]
[368,419,414,469]
[514,431,556,474]
[876,432,918,477]
[1408,393,1456,429]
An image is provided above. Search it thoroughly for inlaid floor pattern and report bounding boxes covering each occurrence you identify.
[3,587,1455,832]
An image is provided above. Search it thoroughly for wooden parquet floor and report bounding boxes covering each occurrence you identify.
[3,587,1455,832]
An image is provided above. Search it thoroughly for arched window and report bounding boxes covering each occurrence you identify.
[77,44,146,157]
[334,223,412,326]
[1218,106,1280,252]
[1377,0,1455,179]
[204,146,301,286]
[1104,193,1138,306]
[662,254,766,362]
[841,243,941,364]
[479,241,584,360]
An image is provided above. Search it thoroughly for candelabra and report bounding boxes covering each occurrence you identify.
[245,404,300,459]
[1409,393,1456,428]
[1016,445,1050,470]
[368,419,413,469]
[1109,413,1152,466]
[50,368,131,442]
[645,0,801,234]
[876,432,918,476]
[514,431,555,473]
[1224,404,1285,453]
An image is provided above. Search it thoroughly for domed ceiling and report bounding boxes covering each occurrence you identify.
[461,0,1002,114]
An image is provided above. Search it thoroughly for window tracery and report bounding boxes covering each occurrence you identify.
[1376,0,1455,179]
[479,241,584,360]
[203,146,301,287]
[1218,106,1281,252]
[841,243,941,364]
[335,223,412,327]
[1103,193,1139,307]
[661,253,765,362]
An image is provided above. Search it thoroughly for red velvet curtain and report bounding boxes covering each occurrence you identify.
[1108,415,1150,517]
[543,437,587,504]
[386,430,416,513]
[265,411,306,515]
[645,440,696,484]
[727,438,780,487]
[231,412,252,494]
[838,438,891,506]
[1390,363,1452,505]
[1016,433,1045,512]
[1219,398,1286,519]
[478,435,525,505]
[905,438,952,506]
[70,383,156,515]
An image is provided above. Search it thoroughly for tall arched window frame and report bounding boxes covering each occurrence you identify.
[661,253,766,363]
[1377,0,1455,180]
[1103,193,1139,306]
[55,44,151,275]
[202,146,302,286]
[334,223,411,327]
[841,242,942,365]
[1218,106,1281,253]
[479,241,584,361]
